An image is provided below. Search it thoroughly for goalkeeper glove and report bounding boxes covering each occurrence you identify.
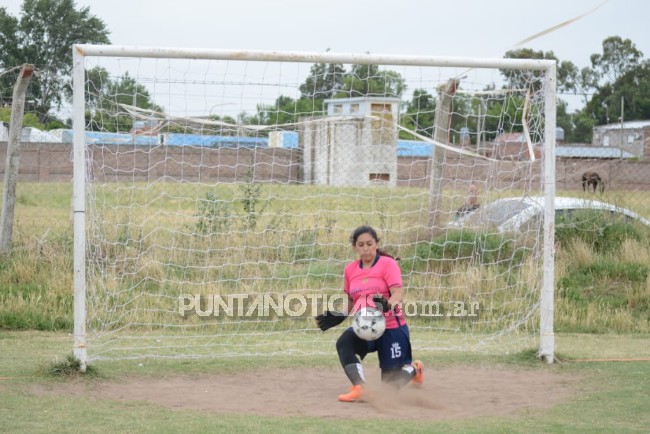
[315,310,346,331]
[372,294,390,313]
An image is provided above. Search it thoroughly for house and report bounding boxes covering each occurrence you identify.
[592,120,650,160]
[555,145,634,159]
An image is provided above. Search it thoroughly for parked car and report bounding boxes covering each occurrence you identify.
[448,196,650,233]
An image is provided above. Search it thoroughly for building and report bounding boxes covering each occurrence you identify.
[299,96,400,187]
[592,120,650,160]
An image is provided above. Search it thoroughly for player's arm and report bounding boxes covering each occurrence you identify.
[373,259,405,312]
[373,286,403,312]
[315,295,353,331]
[387,286,404,311]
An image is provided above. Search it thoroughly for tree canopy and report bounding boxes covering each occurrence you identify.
[567,37,646,142]
[85,66,164,133]
[502,38,648,143]
[1,2,647,147]
[0,0,110,123]
[299,61,345,100]
[254,63,406,129]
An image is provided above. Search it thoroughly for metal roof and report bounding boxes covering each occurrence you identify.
[556,145,634,159]
[594,120,650,131]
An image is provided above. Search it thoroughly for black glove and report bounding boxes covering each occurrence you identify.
[372,294,390,313]
[315,310,346,331]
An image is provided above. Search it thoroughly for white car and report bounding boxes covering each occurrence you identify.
[448,196,650,233]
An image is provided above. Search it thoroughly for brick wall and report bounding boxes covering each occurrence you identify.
[1,142,649,190]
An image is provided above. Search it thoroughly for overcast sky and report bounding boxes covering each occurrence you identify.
[3,0,648,117]
[3,0,649,68]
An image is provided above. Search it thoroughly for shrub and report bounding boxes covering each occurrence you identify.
[414,230,525,271]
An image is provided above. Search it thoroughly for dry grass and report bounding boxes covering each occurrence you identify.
[2,182,649,341]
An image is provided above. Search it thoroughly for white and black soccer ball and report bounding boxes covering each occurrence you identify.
[352,307,386,341]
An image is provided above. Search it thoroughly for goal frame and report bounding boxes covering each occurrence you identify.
[71,44,557,369]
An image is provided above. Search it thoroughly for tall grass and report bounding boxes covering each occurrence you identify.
[1,182,649,336]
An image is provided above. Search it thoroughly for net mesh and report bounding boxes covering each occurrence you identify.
[76,52,551,360]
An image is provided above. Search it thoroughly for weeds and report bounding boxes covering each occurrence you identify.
[193,191,232,235]
[238,166,269,231]
[46,353,98,378]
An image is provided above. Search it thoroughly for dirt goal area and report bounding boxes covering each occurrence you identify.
[31,365,578,420]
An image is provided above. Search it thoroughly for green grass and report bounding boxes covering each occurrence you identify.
[1,181,650,431]
[1,331,649,433]
[2,183,650,337]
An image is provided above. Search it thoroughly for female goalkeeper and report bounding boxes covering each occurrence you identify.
[315,225,423,402]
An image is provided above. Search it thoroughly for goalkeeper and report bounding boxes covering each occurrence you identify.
[315,225,423,402]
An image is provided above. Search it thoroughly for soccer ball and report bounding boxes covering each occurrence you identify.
[352,307,386,341]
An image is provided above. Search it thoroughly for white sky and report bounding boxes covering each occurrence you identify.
[3,0,647,68]
[3,0,649,115]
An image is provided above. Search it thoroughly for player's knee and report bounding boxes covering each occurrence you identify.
[380,368,401,385]
[335,331,350,354]
[336,331,359,366]
[381,366,414,387]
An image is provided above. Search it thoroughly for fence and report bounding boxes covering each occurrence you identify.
[2,142,650,192]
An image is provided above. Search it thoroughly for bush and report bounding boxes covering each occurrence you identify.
[555,210,647,252]
[414,230,526,270]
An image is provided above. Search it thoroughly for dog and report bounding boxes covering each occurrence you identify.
[581,171,604,193]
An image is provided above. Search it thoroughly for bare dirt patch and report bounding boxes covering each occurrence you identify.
[30,366,578,420]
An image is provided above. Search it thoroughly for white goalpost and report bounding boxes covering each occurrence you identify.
[72,45,556,368]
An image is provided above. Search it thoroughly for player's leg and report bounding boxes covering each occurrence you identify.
[336,327,372,402]
[377,325,424,388]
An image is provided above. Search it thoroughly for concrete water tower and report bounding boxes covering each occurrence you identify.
[299,96,400,187]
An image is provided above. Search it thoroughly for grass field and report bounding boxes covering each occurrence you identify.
[1,331,649,433]
[1,181,649,432]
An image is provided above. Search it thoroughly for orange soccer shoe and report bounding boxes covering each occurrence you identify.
[411,360,424,386]
[338,384,364,402]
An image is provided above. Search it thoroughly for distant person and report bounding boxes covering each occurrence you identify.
[455,184,480,218]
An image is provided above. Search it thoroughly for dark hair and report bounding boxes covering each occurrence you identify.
[349,225,396,260]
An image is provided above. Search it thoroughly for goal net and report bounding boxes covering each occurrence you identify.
[72,46,556,364]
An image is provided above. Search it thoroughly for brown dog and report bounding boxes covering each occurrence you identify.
[582,171,604,193]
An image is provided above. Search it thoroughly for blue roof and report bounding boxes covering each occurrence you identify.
[556,146,634,159]
[163,133,267,147]
[52,129,159,145]
[397,140,433,157]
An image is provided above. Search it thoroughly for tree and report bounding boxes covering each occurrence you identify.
[339,64,405,98]
[502,48,579,95]
[569,37,647,143]
[0,11,20,96]
[582,60,650,127]
[590,36,643,84]
[0,0,110,123]
[400,88,436,138]
[86,67,163,132]
[569,110,595,144]
[255,95,322,129]
[0,106,44,129]
[571,66,600,107]
[299,61,345,100]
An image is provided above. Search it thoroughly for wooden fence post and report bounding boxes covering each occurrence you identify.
[0,64,34,252]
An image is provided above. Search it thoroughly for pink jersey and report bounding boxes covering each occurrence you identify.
[343,255,405,329]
